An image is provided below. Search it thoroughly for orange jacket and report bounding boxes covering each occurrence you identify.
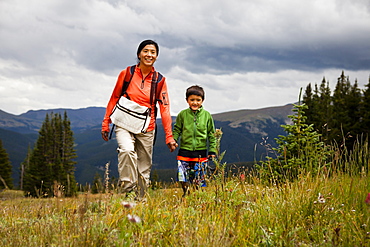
[102,65,175,144]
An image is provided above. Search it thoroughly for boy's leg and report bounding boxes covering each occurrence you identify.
[181,181,189,197]
[178,160,190,197]
[115,127,137,193]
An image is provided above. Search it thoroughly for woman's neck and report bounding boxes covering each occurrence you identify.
[139,63,152,78]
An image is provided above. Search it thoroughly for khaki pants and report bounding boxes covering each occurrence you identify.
[115,126,154,198]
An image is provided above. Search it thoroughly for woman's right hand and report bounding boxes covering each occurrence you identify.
[101,131,109,141]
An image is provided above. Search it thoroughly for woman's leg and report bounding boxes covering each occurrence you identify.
[115,126,137,193]
[134,130,155,199]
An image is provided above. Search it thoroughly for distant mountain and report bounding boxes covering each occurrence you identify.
[0,104,293,186]
[0,107,106,133]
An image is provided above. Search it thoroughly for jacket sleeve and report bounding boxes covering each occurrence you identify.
[172,111,183,142]
[101,70,126,132]
[207,113,217,154]
[157,77,175,144]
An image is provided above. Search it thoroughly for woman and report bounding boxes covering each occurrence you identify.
[101,40,177,200]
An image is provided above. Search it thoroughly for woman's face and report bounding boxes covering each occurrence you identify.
[138,44,157,67]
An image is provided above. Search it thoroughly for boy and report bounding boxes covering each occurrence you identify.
[173,85,216,197]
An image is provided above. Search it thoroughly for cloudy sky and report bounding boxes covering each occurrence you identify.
[1,0,370,116]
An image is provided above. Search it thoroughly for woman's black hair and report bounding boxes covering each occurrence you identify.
[186,85,205,100]
[137,40,159,60]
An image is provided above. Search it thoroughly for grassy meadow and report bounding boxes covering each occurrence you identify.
[1,168,369,246]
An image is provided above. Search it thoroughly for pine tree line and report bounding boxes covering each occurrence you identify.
[0,139,13,190]
[303,71,370,149]
[22,112,77,197]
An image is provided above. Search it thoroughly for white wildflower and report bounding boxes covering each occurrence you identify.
[127,214,141,223]
[317,193,325,203]
[121,201,137,209]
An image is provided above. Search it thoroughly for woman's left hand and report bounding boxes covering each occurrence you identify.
[167,141,178,152]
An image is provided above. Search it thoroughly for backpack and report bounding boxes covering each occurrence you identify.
[109,65,164,141]
[122,65,164,105]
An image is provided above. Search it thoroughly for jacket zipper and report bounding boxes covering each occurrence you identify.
[192,111,197,151]
[140,71,151,89]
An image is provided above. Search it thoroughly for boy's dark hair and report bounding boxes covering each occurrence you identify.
[137,40,159,60]
[186,85,205,100]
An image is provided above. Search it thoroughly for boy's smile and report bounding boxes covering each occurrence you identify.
[186,95,203,112]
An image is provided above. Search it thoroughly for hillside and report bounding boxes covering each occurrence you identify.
[0,107,106,133]
[0,104,293,186]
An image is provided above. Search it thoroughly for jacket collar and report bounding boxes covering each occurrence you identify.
[188,105,203,114]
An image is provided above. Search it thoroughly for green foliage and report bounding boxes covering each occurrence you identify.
[258,96,331,183]
[22,112,77,197]
[210,128,227,183]
[1,170,369,246]
[303,71,369,150]
[360,77,370,134]
[91,173,103,194]
[0,139,13,189]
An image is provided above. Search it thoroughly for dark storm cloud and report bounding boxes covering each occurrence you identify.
[178,42,370,75]
[0,0,370,114]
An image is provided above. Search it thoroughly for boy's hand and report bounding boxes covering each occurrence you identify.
[167,141,178,152]
[208,154,216,160]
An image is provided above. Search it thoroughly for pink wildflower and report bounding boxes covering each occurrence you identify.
[365,193,370,205]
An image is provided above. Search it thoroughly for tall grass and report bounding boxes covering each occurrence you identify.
[1,140,370,246]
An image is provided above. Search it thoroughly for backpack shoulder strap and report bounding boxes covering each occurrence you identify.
[154,72,165,101]
[121,65,136,97]
[157,72,163,84]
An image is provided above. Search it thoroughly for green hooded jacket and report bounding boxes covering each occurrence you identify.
[173,107,216,155]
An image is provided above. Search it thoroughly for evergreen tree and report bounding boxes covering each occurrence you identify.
[360,76,370,135]
[0,140,13,189]
[303,78,332,139]
[23,112,77,197]
[258,93,331,183]
[303,82,316,125]
[346,79,362,147]
[330,72,360,148]
[317,78,332,142]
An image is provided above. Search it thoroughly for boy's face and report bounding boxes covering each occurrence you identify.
[186,95,203,112]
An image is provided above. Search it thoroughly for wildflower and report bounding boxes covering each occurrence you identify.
[214,128,223,138]
[365,193,370,205]
[240,174,245,181]
[121,201,137,209]
[317,193,325,203]
[127,214,141,223]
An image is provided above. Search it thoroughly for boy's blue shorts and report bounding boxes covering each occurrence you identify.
[177,160,207,187]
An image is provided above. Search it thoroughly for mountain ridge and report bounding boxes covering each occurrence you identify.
[0,104,294,185]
